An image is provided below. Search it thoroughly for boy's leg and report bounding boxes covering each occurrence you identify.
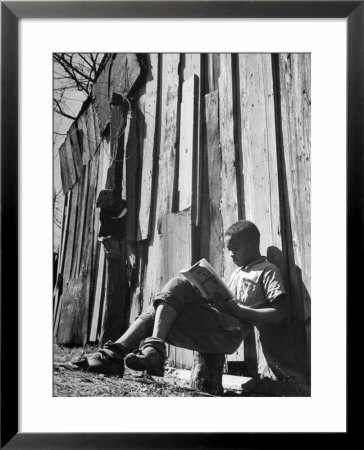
[71,311,155,375]
[124,287,182,375]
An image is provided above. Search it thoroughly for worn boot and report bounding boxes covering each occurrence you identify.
[124,337,166,377]
[71,341,127,376]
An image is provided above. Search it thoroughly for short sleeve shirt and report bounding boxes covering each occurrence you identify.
[228,257,286,309]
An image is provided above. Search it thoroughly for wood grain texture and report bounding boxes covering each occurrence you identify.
[138,54,159,240]
[156,53,180,223]
[125,112,139,263]
[61,135,78,194]
[183,55,201,231]
[139,55,180,313]
[207,54,221,93]
[204,90,224,276]
[74,163,90,276]
[78,113,92,166]
[218,54,239,282]
[278,53,311,322]
[80,156,99,274]
[62,183,79,284]
[236,54,282,368]
[89,246,106,342]
[85,103,98,157]
[70,182,82,280]
[56,272,91,345]
[178,75,197,211]
[237,54,282,258]
[161,209,194,369]
[69,122,83,179]
[53,192,71,324]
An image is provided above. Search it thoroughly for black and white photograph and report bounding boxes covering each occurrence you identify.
[53,52,311,398]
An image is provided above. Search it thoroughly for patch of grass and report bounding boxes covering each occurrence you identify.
[53,344,207,397]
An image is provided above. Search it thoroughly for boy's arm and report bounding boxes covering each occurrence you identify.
[223,294,287,326]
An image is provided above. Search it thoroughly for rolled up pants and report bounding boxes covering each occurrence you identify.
[138,276,251,354]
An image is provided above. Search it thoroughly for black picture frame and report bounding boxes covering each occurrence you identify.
[1,1,357,448]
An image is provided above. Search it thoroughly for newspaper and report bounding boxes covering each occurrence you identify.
[180,258,234,302]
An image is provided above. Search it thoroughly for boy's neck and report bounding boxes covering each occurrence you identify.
[245,251,263,266]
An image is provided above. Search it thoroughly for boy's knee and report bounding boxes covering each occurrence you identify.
[153,276,189,316]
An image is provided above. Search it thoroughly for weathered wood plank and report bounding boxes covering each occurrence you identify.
[183,54,201,232]
[183,54,201,81]
[62,183,79,284]
[93,54,141,132]
[70,182,82,280]
[65,135,78,186]
[237,54,282,259]
[56,272,91,345]
[74,163,90,276]
[278,53,311,322]
[156,53,180,223]
[89,245,106,342]
[161,209,194,369]
[53,191,71,323]
[80,156,99,274]
[138,54,159,241]
[207,54,221,93]
[91,102,101,150]
[218,54,239,282]
[59,142,71,194]
[140,55,180,314]
[85,103,98,158]
[178,75,197,211]
[78,113,92,166]
[125,111,139,265]
[204,90,224,276]
[236,54,282,369]
[69,122,83,179]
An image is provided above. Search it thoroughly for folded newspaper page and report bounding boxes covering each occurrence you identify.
[180,258,234,302]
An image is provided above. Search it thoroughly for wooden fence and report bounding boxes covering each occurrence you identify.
[54,53,311,384]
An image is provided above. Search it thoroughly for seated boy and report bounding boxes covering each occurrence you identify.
[72,220,287,376]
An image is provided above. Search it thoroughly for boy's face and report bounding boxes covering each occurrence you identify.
[224,234,255,267]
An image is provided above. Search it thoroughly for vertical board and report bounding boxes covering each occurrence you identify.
[70,182,82,280]
[75,163,90,276]
[237,54,282,258]
[236,54,282,367]
[63,136,78,192]
[80,156,99,274]
[140,54,180,313]
[89,247,106,342]
[138,54,159,240]
[56,272,91,345]
[85,103,98,157]
[92,102,101,149]
[183,55,201,230]
[161,209,194,369]
[207,54,221,93]
[58,143,69,194]
[78,113,92,166]
[178,75,197,211]
[278,53,311,322]
[204,90,224,276]
[125,113,139,265]
[156,54,180,222]
[62,184,79,283]
[69,122,83,179]
[218,54,239,281]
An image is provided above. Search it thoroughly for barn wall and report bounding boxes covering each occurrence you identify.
[123,53,311,382]
[55,53,311,384]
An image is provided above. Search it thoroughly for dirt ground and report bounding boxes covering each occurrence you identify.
[53,344,213,397]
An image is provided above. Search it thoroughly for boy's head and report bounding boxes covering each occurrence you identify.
[224,220,261,267]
